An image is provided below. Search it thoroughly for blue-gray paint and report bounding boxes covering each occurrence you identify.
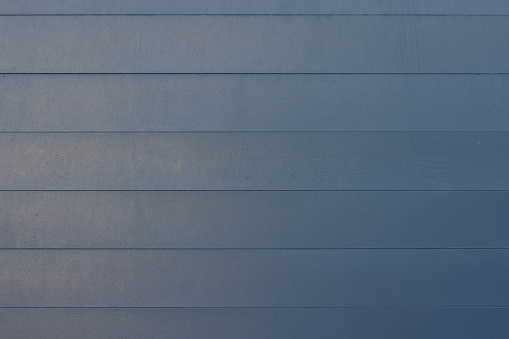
[1,16,508,73]
[1,74,508,132]
[1,249,509,307]
[0,132,506,190]
[1,191,508,249]
[2,5,508,337]
[1,0,508,15]
[2,308,509,339]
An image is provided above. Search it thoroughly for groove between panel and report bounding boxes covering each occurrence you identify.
[1,190,508,192]
[1,248,509,251]
[1,14,509,17]
[2,72,509,75]
[1,306,509,309]
[1,131,509,134]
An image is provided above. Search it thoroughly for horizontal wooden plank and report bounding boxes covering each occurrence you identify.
[1,308,508,339]
[1,249,508,307]
[2,74,508,132]
[0,16,507,73]
[1,191,508,248]
[0,132,507,190]
[1,1,508,15]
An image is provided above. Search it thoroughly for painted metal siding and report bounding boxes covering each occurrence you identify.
[1,2,508,338]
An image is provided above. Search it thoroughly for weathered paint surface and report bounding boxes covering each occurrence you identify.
[0,132,507,190]
[1,250,509,307]
[1,16,508,73]
[2,308,508,339]
[1,0,508,14]
[1,74,508,132]
[1,4,508,338]
[1,191,508,248]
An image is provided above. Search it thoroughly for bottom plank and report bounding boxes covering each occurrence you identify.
[1,308,508,339]
[1,250,509,307]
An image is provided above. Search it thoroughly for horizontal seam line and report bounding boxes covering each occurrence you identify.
[1,73,508,75]
[1,306,509,309]
[0,190,507,192]
[2,248,509,250]
[0,131,507,133]
[1,14,508,17]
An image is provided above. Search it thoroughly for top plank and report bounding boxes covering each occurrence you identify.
[0,16,507,73]
[0,1,508,15]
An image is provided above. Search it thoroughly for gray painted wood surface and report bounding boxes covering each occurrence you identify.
[1,308,508,339]
[1,0,508,14]
[0,132,506,190]
[2,3,508,337]
[2,74,508,132]
[1,191,508,249]
[1,16,508,73]
[1,249,508,307]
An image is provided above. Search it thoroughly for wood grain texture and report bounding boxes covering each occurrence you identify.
[2,74,508,132]
[1,0,508,14]
[1,308,508,339]
[1,191,508,249]
[1,3,507,337]
[1,16,508,73]
[0,132,507,190]
[1,249,509,307]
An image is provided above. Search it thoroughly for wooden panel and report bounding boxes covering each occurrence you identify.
[1,16,508,73]
[2,74,508,132]
[1,249,509,307]
[0,132,507,190]
[1,191,508,249]
[1,0,508,14]
[1,308,508,339]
